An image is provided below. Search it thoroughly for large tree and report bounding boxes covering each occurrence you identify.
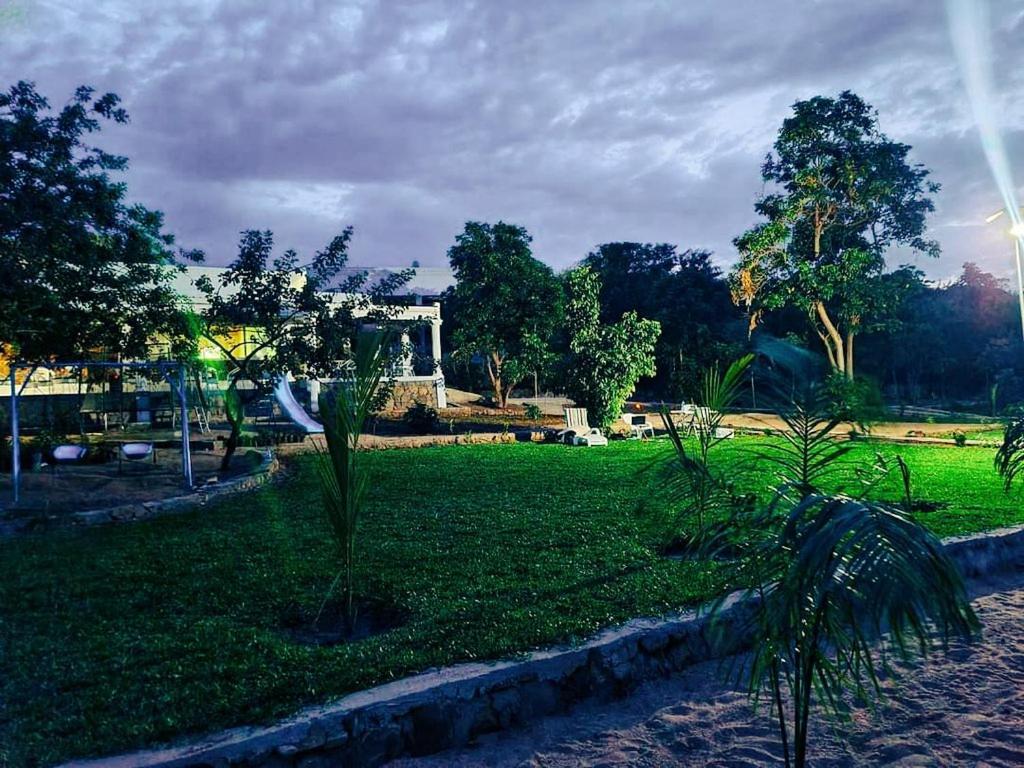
[731,91,939,379]
[194,228,407,470]
[444,221,562,407]
[583,243,744,400]
[0,81,194,362]
[561,266,660,429]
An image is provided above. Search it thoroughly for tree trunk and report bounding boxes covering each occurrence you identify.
[814,302,846,376]
[486,352,506,408]
[192,367,209,412]
[220,381,245,472]
[845,330,855,380]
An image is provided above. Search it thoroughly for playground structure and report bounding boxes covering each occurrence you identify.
[273,376,324,434]
[7,361,194,505]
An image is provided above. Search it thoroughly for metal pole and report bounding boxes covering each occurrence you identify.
[178,364,193,489]
[1015,237,1024,341]
[10,366,19,506]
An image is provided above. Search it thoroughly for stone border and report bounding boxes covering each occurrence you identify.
[61,523,1024,768]
[0,450,279,538]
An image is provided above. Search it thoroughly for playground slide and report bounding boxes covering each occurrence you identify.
[273,376,324,433]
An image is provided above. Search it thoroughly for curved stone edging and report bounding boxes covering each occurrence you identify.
[0,451,280,538]
[60,523,1024,768]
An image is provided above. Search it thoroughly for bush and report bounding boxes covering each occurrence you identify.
[402,402,439,434]
[824,374,885,425]
[523,403,543,421]
[952,430,967,448]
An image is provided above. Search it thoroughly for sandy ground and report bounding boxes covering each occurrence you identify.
[390,571,1024,767]
[720,412,997,441]
[0,448,261,514]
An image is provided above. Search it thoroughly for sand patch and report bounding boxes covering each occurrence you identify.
[391,572,1024,767]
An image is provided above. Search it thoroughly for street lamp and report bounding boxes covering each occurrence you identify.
[985,207,1024,340]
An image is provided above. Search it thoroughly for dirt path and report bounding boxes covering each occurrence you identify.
[390,572,1024,767]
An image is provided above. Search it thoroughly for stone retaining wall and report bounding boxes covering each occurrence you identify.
[62,523,1024,768]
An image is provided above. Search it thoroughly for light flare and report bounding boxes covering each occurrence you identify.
[947,0,1024,338]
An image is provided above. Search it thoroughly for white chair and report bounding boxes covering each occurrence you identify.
[559,408,608,447]
[622,413,655,440]
[677,406,734,439]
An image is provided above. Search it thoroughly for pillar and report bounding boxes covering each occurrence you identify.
[400,330,413,377]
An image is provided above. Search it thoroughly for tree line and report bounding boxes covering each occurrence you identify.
[4,79,1023,449]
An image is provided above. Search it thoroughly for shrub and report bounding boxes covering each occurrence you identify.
[523,403,543,421]
[402,402,439,434]
[824,373,885,425]
[952,430,967,448]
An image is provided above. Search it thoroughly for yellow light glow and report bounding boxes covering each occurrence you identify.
[1010,222,1024,238]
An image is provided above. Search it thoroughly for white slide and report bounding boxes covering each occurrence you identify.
[273,376,324,433]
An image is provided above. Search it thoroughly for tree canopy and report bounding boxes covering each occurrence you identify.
[732,91,939,379]
[583,243,744,401]
[560,266,660,429]
[0,81,195,363]
[194,228,408,469]
[444,221,562,407]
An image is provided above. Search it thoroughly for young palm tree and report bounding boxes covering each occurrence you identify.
[755,384,851,499]
[315,330,392,632]
[714,493,979,768]
[660,354,753,534]
[686,374,980,767]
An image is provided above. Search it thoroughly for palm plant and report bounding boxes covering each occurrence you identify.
[315,330,392,632]
[756,384,850,499]
[995,416,1024,491]
[711,493,979,768]
[660,354,753,534]
[686,382,979,768]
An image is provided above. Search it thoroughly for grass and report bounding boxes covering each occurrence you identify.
[1,437,1021,767]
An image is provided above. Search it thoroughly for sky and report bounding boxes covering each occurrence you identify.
[4,0,1024,281]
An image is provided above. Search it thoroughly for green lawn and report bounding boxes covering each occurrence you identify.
[1,438,1020,767]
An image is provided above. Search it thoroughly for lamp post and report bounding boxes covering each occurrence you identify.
[985,208,1024,340]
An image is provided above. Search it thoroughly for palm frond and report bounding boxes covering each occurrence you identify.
[995,417,1024,491]
[314,330,393,627]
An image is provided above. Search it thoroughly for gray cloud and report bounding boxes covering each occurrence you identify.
[4,0,1024,281]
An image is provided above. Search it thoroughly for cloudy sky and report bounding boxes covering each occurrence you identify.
[4,0,1024,280]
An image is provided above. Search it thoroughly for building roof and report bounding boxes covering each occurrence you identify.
[337,266,455,297]
[171,265,455,303]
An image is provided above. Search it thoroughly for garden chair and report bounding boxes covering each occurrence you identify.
[118,442,156,474]
[691,406,735,439]
[559,407,608,447]
[622,413,655,440]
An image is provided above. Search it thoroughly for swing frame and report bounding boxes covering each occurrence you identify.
[7,360,193,506]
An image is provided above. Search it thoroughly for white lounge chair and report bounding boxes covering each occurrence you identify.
[678,406,734,439]
[559,407,608,447]
[622,413,655,440]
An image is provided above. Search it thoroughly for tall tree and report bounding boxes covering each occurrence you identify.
[731,91,939,379]
[194,229,407,470]
[561,266,660,429]
[583,243,744,400]
[444,221,562,407]
[0,81,196,362]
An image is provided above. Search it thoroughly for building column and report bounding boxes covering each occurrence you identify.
[400,330,413,377]
[308,378,320,414]
[430,314,442,372]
